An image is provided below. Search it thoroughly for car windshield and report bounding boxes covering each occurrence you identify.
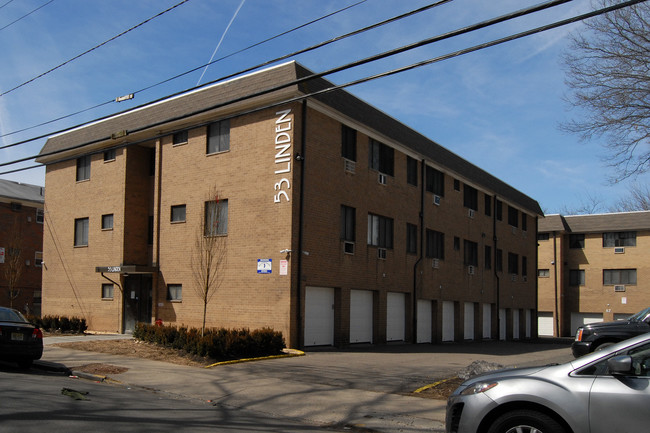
[0,308,27,323]
[628,307,650,322]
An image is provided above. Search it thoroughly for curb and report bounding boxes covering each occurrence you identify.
[204,348,305,368]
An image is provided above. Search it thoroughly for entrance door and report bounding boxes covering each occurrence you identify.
[123,275,152,333]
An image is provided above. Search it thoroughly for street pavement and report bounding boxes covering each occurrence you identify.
[36,334,574,432]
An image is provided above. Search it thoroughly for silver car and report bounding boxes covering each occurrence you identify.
[446,333,650,433]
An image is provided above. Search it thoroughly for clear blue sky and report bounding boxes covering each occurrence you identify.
[1,0,647,214]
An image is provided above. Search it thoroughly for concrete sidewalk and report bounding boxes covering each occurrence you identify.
[36,335,573,432]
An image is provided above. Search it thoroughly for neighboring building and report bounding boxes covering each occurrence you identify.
[538,211,650,337]
[36,61,542,347]
[0,179,44,315]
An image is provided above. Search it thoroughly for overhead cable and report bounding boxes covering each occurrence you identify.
[0,0,54,32]
[2,0,644,173]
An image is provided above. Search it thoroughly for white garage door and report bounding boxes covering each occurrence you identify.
[525,309,532,338]
[464,302,474,340]
[571,313,603,336]
[387,292,406,342]
[350,290,373,343]
[538,312,554,336]
[512,309,520,339]
[304,286,334,346]
[442,301,455,342]
[499,308,506,340]
[417,300,432,343]
[482,304,491,339]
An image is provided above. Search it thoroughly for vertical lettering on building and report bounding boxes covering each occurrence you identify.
[274,109,292,203]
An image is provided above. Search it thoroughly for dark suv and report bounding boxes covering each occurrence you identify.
[572,307,650,357]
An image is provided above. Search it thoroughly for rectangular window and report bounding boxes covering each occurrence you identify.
[173,130,188,145]
[603,231,636,247]
[74,217,89,246]
[205,199,228,236]
[508,252,519,275]
[368,139,394,176]
[484,194,492,217]
[522,256,528,277]
[101,214,114,230]
[496,249,503,272]
[538,269,550,278]
[508,206,519,227]
[341,205,356,242]
[569,234,585,249]
[406,223,417,254]
[603,269,637,285]
[496,200,503,221]
[453,179,460,191]
[35,251,43,267]
[453,236,460,251]
[463,240,478,266]
[36,209,44,224]
[538,233,550,241]
[463,184,478,211]
[341,125,356,161]
[207,119,230,154]
[426,229,444,259]
[102,283,114,300]
[367,213,393,248]
[484,245,492,269]
[167,284,182,301]
[406,156,418,186]
[76,155,90,181]
[521,213,528,231]
[103,149,116,161]
[569,269,585,286]
[171,205,186,223]
[425,166,444,196]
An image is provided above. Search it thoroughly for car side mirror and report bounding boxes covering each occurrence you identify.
[608,355,633,376]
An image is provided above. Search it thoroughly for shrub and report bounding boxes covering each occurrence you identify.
[134,323,285,361]
[26,315,87,334]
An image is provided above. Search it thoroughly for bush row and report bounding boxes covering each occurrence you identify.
[26,315,87,334]
[133,323,285,361]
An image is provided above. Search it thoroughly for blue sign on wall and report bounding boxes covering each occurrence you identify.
[257,259,272,274]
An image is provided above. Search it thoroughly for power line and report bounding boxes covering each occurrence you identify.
[0,0,54,32]
[2,0,644,174]
[0,0,369,140]
[0,0,192,98]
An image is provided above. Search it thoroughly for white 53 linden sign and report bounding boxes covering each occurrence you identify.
[273,109,292,203]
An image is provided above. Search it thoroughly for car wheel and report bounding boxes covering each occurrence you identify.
[486,409,567,433]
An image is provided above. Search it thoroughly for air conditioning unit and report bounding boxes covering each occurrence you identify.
[378,173,387,185]
[432,258,440,269]
[511,274,517,282]
[467,265,475,275]
[467,209,475,218]
[433,195,441,206]
[343,241,355,255]
[344,159,356,174]
[614,247,625,254]
[512,226,518,234]
[377,248,387,259]
[614,285,626,292]
[522,276,528,282]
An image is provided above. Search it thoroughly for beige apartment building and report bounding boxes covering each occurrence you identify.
[538,211,650,337]
[36,62,542,348]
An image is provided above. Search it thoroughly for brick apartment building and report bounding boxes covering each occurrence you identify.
[0,179,44,315]
[36,61,542,347]
[538,211,650,337]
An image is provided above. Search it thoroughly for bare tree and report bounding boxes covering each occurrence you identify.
[611,183,650,211]
[3,219,25,309]
[558,190,606,215]
[561,1,650,182]
[191,188,227,336]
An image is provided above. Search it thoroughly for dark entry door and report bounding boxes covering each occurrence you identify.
[123,275,152,333]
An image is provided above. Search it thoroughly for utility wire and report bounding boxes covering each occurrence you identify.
[0,0,191,98]
[0,0,53,32]
[3,0,644,174]
[0,0,443,143]
[0,0,368,140]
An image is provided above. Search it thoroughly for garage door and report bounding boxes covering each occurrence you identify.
[482,304,491,339]
[304,286,334,346]
[538,312,554,336]
[525,309,532,338]
[350,290,373,343]
[442,301,454,342]
[387,292,406,342]
[464,302,474,340]
[512,309,520,339]
[417,300,432,343]
[571,313,603,336]
[499,308,506,340]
